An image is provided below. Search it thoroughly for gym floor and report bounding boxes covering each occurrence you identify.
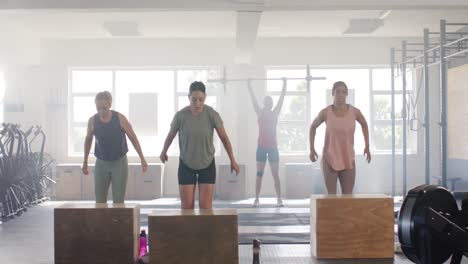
[0,199,466,264]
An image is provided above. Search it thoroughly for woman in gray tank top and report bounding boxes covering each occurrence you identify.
[160,81,240,209]
[82,91,148,204]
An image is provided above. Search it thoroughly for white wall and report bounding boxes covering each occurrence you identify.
[0,36,41,65]
[2,36,437,197]
[254,37,405,65]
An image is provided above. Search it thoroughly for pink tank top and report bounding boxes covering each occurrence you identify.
[323,105,356,171]
[258,111,278,148]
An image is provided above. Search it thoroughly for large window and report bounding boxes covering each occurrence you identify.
[174,69,223,153]
[69,67,222,157]
[266,69,309,153]
[370,69,416,152]
[266,66,415,154]
[175,69,222,111]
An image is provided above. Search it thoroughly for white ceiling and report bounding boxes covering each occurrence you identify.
[0,11,237,39]
[2,0,468,10]
[1,9,468,39]
[259,10,468,37]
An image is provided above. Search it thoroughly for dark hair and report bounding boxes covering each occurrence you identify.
[189,81,206,96]
[332,81,348,94]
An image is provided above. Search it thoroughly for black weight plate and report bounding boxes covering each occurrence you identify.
[398,185,459,263]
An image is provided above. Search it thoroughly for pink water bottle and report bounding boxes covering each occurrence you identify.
[139,229,148,257]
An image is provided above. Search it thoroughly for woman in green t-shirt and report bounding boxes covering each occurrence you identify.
[160,81,240,209]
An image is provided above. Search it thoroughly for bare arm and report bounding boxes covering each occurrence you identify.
[82,117,94,175]
[247,80,261,115]
[216,126,240,175]
[160,129,177,163]
[273,78,287,114]
[355,108,371,163]
[309,108,326,162]
[119,113,148,171]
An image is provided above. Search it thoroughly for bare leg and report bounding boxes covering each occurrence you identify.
[254,162,267,206]
[179,185,196,209]
[338,162,356,195]
[198,184,215,209]
[321,159,339,195]
[269,162,283,206]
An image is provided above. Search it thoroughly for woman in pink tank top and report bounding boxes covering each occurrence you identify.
[248,78,287,207]
[309,81,371,194]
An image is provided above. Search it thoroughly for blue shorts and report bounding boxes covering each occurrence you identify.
[256,146,279,163]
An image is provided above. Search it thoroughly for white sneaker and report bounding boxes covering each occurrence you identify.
[276,199,284,207]
[253,199,260,207]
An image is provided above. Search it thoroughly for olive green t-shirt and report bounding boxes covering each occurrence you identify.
[171,105,223,170]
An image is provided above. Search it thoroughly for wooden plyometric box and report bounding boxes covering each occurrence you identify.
[310,194,394,259]
[132,163,164,200]
[54,203,140,264]
[148,209,238,264]
[55,164,82,200]
[216,164,246,200]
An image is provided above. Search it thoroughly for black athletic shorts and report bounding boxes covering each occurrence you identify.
[256,146,279,163]
[178,158,216,185]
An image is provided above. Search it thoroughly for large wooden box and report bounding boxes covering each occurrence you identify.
[310,195,394,259]
[148,209,238,264]
[54,203,140,264]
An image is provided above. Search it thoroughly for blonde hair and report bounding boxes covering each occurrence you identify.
[95,91,112,104]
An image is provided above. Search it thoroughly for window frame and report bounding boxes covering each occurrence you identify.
[267,83,310,154]
[370,68,416,154]
[265,65,417,155]
[68,66,223,158]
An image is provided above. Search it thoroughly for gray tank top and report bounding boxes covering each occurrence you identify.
[93,110,128,161]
